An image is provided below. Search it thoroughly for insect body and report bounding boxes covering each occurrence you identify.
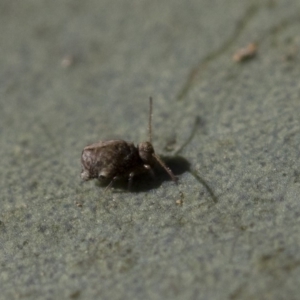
[81,98,177,190]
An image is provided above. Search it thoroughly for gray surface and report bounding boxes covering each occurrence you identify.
[1,0,300,299]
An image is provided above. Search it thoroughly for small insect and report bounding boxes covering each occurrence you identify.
[232,43,257,62]
[81,97,177,191]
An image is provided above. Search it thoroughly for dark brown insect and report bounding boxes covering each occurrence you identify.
[81,97,177,191]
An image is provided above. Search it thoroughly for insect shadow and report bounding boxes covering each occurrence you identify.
[81,98,217,201]
[95,155,190,193]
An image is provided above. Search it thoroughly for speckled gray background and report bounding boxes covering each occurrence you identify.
[1,0,300,299]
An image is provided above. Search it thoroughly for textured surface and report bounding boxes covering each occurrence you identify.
[1,0,300,299]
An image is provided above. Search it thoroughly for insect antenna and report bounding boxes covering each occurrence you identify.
[153,153,178,184]
[148,97,153,143]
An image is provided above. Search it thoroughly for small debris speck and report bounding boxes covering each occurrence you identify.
[233,43,257,62]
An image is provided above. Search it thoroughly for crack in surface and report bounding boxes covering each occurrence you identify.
[177,6,300,102]
[177,4,259,101]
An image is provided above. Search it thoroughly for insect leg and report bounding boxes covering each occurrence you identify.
[104,176,118,192]
[152,154,178,184]
[144,164,155,179]
[128,172,135,190]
